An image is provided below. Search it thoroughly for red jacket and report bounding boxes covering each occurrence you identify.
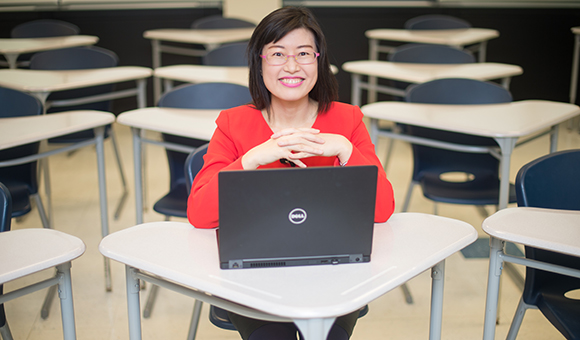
[188,102,395,229]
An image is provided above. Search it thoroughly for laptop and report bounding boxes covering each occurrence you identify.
[218,165,377,269]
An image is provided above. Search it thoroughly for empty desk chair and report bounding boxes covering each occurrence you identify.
[0,182,85,340]
[29,46,129,219]
[404,14,471,30]
[508,149,580,340]
[202,42,249,66]
[191,15,256,29]
[0,182,11,340]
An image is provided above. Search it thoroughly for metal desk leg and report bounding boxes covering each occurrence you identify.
[95,126,111,291]
[131,127,144,225]
[483,237,504,340]
[5,53,18,69]
[494,137,517,210]
[429,261,445,340]
[570,33,579,104]
[126,266,143,340]
[478,41,488,63]
[294,318,335,340]
[57,262,77,340]
[368,38,379,104]
[351,74,362,108]
[549,125,559,153]
[151,39,162,104]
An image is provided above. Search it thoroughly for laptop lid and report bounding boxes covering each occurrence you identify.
[218,166,377,269]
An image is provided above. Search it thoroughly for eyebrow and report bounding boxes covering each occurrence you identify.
[267,44,315,50]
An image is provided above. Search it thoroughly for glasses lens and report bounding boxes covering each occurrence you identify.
[264,51,318,65]
[296,51,317,65]
[266,52,286,65]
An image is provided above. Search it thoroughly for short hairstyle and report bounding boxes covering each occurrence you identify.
[247,6,338,115]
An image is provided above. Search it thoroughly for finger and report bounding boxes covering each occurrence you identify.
[277,134,325,146]
[271,128,320,139]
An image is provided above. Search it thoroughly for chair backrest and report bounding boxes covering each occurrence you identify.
[388,43,475,64]
[159,83,252,192]
[191,15,256,29]
[30,46,119,112]
[202,42,249,66]
[404,14,471,30]
[0,182,12,233]
[515,149,580,307]
[11,19,80,38]
[404,78,512,181]
[0,87,43,207]
[185,144,209,195]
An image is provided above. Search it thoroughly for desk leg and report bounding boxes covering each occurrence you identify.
[429,261,445,340]
[151,40,162,104]
[294,318,335,340]
[549,125,559,153]
[5,53,18,69]
[136,79,147,108]
[478,41,488,63]
[368,38,378,104]
[131,127,144,225]
[95,126,112,291]
[351,74,362,108]
[494,137,517,210]
[57,262,77,340]
[483,237,504,340]
[369,118,380,153]
[126,266,143,340]
[571,33,580,104]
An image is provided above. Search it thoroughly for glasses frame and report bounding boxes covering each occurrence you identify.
[260,52,320,66]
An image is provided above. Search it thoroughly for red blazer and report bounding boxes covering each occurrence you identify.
[188,102,395,229]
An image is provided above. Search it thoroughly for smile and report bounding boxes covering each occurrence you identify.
[279,77,304,87]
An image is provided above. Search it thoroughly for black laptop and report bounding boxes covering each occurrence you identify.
[218,166,377,269]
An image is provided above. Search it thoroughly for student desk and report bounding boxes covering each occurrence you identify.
[116,107,219,225]
[143,28,254,100]
[481,207,580,340]
[99,213,477,340]
[0,67,152,111]
[366,28,499,63]
[361,100,580,210]
[0,35,99,69]
[0,111,115,290]
[341,60,523,106]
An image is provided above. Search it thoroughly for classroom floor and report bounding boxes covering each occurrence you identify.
[4,118,580,340]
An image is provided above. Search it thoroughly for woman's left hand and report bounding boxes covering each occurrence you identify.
[273,131,353,165]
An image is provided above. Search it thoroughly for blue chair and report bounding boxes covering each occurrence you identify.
[143,83,252,330]
[191,15,255,29]
[0,182,12,340]
[11,19,80,38]
[202,42,249,66]
[29,46,129,219]
[404,14,471,30]
[0,86,49,229]
[401,78,517,214]
[509,149,580,340]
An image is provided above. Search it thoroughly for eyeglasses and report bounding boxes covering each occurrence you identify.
[260,50,320,66]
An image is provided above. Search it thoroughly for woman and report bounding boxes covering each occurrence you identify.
[188,6,395,340]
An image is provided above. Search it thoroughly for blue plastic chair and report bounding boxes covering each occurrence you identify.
[191,15,255,29]
[404,14,471,30]
[402,78,516,213]
[510,149,580,340]
[0,182,12,340]
[202,42,249,66]
[11,19,80,38]
[0,86,49,229]
[29,46,128,219]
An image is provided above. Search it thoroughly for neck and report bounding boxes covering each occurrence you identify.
[266,97,318,132]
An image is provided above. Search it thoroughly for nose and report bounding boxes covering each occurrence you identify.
[283,55,301,72]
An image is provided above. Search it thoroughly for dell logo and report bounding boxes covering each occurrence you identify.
[288,208,307,224]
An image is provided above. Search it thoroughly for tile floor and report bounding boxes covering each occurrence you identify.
[3,118,579,340]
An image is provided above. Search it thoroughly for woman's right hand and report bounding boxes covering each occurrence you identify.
[241,128,325,169]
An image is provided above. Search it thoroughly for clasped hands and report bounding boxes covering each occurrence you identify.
[241,128,353,169]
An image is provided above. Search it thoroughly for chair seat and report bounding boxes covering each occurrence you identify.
[0,182,32,217]
[209,306,237,330]
[420,173,517,205]
[152,184,188,218]
[538,291,580,340]
[0,229,85,284]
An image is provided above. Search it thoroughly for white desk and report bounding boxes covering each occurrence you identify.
[0,111,115,290]
[481,207,580,340]
[0,35,99,69]
[117,107,220,225]
[361,100,580,209]
[99,213,477,340]
[0,228,86,340]
[0,67,152,110]
[342,60,523,106]
[143,27,254,101]
[366,28,499,63]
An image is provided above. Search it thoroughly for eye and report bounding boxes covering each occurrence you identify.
[298,51,311,57]
[270,51,285,57]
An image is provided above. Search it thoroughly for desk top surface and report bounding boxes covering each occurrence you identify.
[365,28,499,45]
[117,107,219,141]
[154,65,249,87]
[0,35,98,54]
[143,28,254,44]
[0,110,115,150]
[482,207,580,257]
[0,229,85,284]
[362,100,580,138]
[99,213,476,319]
[572,27,580,34]
[0,66,152,93]
[342,60,523,82]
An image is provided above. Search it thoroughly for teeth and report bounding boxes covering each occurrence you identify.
[280,78,302,84]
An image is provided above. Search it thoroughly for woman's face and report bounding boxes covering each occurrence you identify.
[261,28,318,106]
